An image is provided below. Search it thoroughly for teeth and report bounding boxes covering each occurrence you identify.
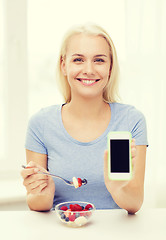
[82,80,96,84]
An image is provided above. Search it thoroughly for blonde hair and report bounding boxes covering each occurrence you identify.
[56,23,120,103]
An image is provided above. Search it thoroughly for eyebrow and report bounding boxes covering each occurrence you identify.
[72,54,108,58]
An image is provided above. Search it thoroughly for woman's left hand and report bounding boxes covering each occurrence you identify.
[104,139,147,213]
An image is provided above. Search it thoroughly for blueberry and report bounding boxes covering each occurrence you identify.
[65,217,69,222]
[82,179,87,185]
[60,213,66,220]
[81,206,84,210]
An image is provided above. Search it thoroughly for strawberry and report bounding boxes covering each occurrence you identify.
[74,204,83,211]
[85,204,93,210]
[60,206,68,211]
[69,204,76,211]
[69,204,82,211]
[77,178,82,187]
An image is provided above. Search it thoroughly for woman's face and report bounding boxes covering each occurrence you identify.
[61,33,111,100]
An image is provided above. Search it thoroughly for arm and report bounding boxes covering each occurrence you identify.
[21,150,55,211]
[104,144,147,214]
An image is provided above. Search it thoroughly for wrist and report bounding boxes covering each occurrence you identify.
[27,191,54,212]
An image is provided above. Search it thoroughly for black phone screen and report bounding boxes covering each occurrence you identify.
[110,139,130,173]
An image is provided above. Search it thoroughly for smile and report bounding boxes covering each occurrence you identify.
[76,78,100,86]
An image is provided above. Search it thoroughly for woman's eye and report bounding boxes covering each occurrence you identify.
[73,58,83,62]
[95,58,105,63]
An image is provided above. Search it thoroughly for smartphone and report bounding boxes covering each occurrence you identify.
[107,131,132,180]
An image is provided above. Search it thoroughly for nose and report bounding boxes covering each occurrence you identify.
[83,61,94,75]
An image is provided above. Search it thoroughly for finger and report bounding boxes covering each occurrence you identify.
[131,138,136,147]
[104,150,109,182]
[20,167,39,179]
[28,181,48,194]
[131,147,136,158]
[26,179,48,192]
[21,160,48,179]
[23,172,48,187]
[104,150,108,161]
[27,161,48,174]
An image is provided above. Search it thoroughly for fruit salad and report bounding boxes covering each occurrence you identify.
[55,202,95,227]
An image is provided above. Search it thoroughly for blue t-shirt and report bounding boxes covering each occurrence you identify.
[25,102,148,210]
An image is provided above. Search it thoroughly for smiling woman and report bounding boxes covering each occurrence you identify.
[1,0,166,211]
[21,23,148,214]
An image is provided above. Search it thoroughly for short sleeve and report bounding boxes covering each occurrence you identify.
[128,107,148,146]
[25,109,48,154]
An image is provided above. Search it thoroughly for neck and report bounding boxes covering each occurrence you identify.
[66,95,109,120]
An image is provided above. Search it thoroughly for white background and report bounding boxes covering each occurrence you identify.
[0,0,166,208]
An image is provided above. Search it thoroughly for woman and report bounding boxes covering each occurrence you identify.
[21,23,148,214]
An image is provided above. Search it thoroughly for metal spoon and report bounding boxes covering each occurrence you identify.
[21,165,87,187]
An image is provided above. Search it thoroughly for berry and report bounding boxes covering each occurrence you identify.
[60,206,68,211]
[82,179,88,185]
[69,204,76,211]
[85,204,93,210]
[74,204,83,211]
[69,214,76,222]
[65,217,69,222]
[69,204,82,211]
[64,209,71,218]
[60,213,66,220]
[77,178,82,187]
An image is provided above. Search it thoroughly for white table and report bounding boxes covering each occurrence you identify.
[0,208,165,240]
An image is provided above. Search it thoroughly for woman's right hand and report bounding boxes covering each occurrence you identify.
[21,161,55,196]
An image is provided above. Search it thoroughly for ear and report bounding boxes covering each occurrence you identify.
[61,57,67,76]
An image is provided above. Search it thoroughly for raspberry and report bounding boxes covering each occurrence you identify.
[69,214,76,222]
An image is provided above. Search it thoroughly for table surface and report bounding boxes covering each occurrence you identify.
[0,208,165,240]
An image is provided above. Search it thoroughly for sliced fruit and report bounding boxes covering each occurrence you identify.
[64,209,71,218]
[72,177,79,188]
[74,216,88,226]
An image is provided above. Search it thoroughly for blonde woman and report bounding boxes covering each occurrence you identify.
[21,23,148,214]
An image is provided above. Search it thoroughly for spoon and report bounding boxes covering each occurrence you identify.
[21,165,87,187]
